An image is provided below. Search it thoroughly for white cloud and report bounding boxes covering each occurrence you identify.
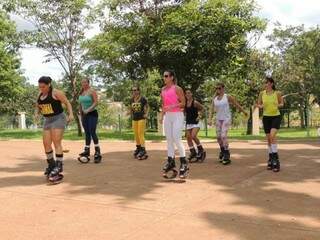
[256,0,320,26]
[10,14,36,31]
[11,0,320,83]
[255,0,320,49]
[10,3,101,85]
[20,48,65,84]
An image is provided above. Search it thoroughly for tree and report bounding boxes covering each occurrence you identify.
[226,50,280,134]
[0,10,24,115]
[269,25,320,128]
[13,79,39,127]
[8,0,98,135]
[86,0,265,93]
[99,69,162,129]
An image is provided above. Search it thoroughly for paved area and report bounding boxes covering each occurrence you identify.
[0,140,319,240]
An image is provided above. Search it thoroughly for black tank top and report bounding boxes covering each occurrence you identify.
[185,99,199,124]
[37,89,64,117]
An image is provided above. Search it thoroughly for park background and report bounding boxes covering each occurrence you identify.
[1,2,320,240]
[0,0,319,140]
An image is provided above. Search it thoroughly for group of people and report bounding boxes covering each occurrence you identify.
[36,77,102,183]
[36,70,283,184]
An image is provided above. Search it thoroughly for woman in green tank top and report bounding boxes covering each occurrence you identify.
[78,78,102,163]
[256,77,284,172]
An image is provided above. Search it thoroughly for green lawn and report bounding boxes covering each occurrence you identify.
[0,127,318,141]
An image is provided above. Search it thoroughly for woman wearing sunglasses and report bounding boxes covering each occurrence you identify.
[130,86,149,160]
[161,70,188,179]
[212,83,247,165]
[256,77,283,172]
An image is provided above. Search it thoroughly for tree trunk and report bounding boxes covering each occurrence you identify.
[246,107,253,135]
[75,111,82,136]
[71,99,82,136]
[299,107,305,128]
[304,106,308,129]
[69,74,82,136]
[287,110,290,128]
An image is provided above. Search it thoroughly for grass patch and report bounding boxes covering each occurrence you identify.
[0,127,318,141]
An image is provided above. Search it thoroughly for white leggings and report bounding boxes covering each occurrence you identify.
[163,112,186,158]
[216,119,231,149]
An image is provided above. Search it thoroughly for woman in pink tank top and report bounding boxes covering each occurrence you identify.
[161,83,181,112]
[161,70,188,179]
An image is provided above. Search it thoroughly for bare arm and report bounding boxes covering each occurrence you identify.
[160,90,164,121]
[53,90,74,122]
[194,100,204,119]
[175,86,186,109]
[34,100,41,124]
[127,106,132,116]
[277,91,284,108]
[228,95,248,116]
[143,102,149,118]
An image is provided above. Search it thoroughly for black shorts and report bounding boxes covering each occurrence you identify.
[262,115,281,134]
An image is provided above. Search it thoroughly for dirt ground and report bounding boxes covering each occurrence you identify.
[0,139,319,240]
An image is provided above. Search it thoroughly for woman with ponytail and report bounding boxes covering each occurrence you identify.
[36,76,74,184]
[78,78,102,163]
[161,70,188,179]
[256,77,284,172]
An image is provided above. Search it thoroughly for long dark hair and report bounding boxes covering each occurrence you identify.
[184,88,194,106]
[216,82,225,88]
[184,87,192,93]
[38,76,53,91]
[80,78,90,94]
[164,70,177,84]
[184,88,193,98]
[132,85,140,92]
[266,77,276,90]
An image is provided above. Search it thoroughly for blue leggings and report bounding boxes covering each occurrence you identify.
[82,111,99,146]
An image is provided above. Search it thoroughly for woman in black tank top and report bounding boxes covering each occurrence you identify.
[36,76,74,184]
[184,89,206,162]
[37,89,64,117]
[185,99,199,125]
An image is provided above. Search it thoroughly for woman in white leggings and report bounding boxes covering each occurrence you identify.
[212,83,247,165]
[161,70,187,179]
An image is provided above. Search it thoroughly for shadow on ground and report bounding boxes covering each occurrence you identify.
[0,140,319,239]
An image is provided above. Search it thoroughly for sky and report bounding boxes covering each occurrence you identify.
[10,0,320,85]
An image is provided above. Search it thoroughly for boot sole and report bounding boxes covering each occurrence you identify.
[163,169,178,179]
[78,156,90,163]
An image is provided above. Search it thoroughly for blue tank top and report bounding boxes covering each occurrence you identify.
[79,94,93,111]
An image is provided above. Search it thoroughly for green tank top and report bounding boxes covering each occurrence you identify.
[79,94,94,111]
[262,90,280,116]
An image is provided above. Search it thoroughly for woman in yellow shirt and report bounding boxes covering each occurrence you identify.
[256,77,284,172]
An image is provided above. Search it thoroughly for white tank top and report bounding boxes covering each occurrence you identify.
[213,94,231,120]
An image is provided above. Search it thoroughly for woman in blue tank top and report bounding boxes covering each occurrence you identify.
[78,78,102,163]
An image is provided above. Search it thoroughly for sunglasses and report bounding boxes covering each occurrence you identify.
[216,87,222,90]
[132,89,139,92]
[163,75,170,78]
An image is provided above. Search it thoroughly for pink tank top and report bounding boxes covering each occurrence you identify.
[161,85,181,112]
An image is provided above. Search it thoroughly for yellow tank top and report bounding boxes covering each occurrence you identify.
[262,90,280,116]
